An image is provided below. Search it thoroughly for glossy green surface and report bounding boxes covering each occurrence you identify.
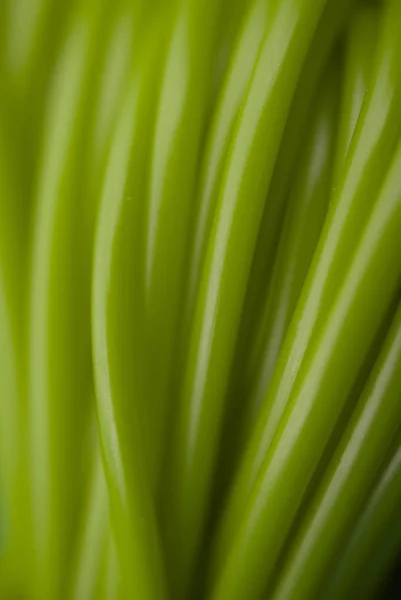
[213,0,352,515]
[4,0,76,236]
[353,502,401,600]
[215,0,401,570]
[2,0,401,598]
[0,128,28,581]
[99,540,121,600]
[333,4,379,181]
[180,0,275,352]
[144,0,223,496]
[242,61,340,442]
[92,19,167,600]
[29,9,100,597]
[271,298,401,600]
[233,0,352,360]
[69,431,109,600]
[324,433,401,600]
[28,2,139,596]
[177,0,278,515]
[210,128,401,600]
[166,0,330,596]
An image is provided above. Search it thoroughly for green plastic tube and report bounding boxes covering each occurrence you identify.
[65,6,144,599]
[180,0,276,353]
[3,1,401,598]
[98,540,121,600]
[243,60,340,439]
[28,2,130,596]
[354,509,401,599]
[4,0,76,230]
[69,431,109,600]
[0,273,28,597]
[271,300,401,600]
[333,4,379,181]
[92,19,167,600]
[233,0,352,361]
[5,0,62,94]
[144,0,223,493]
[215,0,401,565]
[210,133,401,600]
[0,128,27,544]
[208,0,255,101]
[219,1,352,504]
[324,433,401,600]
[100,542,121,600]
[166,0,330,596]
[218,7,379,570]
[214,57,340,511]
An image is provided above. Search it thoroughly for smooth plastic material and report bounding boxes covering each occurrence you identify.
[324,435,401,600]
[166,0,330,597]
[92,20,167,600]
[271,298,401,600]
[216,1,401,571]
